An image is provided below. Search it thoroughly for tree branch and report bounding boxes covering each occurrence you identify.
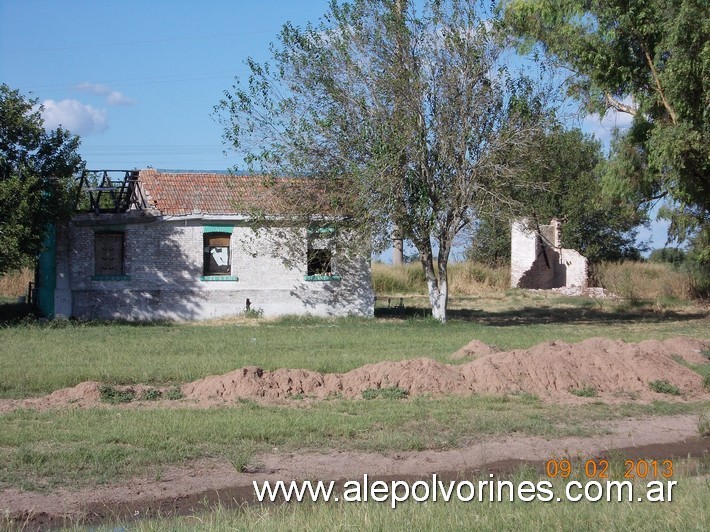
[604,93,637,116]
[642,47,677,125]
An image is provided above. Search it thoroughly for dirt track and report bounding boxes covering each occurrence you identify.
[2,414,708,529]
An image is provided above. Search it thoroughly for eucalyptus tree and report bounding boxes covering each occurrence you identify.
[501,0,709,259]
[217,0,554,321]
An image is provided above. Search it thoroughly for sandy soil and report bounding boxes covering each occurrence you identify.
[1,337,708,413]
[1,336,708,529]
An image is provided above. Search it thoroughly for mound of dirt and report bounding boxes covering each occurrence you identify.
[182,337,708,403]
[450,339,500,360]
[0,381,103,413]
[184,367,334,400]
[1,337,707,412]
[458,337,707,398]
[44,380,102,403]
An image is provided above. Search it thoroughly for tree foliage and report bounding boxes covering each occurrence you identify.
[501,0,709,259]
[217,0,555,321]
[648,247,686,265]
[468,127,644,265]
[0,84,84,275]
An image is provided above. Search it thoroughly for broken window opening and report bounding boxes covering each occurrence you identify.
[307,248,333,276]
[203,233,231,276]
[94,232,125,276]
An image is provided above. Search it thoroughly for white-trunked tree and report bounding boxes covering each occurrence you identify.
[216,0,554,322]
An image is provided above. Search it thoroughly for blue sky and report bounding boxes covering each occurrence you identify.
[0,0,667,251]
[0,0,327,170]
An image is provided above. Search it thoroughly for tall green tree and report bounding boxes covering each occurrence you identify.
[0,84,84,274]
[217,0,555,321]
[501,0,709,256]
[468,127,644,265]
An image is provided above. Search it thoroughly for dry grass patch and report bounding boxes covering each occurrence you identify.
[595,261,693,301]
[0,268,33,298]
[372,261,509,296]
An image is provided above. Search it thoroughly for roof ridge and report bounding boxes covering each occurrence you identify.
[136,168,322,216]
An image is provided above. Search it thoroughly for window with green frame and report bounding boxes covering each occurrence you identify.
[203,232,232,276]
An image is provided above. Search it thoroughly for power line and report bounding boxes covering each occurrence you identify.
[4,29,282,55]
[23,70,248,93]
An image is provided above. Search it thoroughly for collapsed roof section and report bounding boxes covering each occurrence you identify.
[75,169,344,218]
[75,170,146,214]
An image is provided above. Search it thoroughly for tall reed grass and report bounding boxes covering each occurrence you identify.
[371,262,509,296]
[0,268,33,298]
[593,261,693,301]
[374,260,701,302]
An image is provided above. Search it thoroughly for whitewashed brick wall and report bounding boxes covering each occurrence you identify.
[61,214,374,320]
[510,219,588,290]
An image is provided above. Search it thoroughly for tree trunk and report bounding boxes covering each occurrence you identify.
[419,241,448,323]
[392,224,404,266]
[429,275,447,322]
[436,251,449,322]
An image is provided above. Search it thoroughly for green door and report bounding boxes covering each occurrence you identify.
[36,225,56,317]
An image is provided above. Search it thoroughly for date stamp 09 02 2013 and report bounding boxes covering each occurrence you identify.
[545,458,674,480]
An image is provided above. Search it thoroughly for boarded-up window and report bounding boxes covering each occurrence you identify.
[204,233,231,275]
[307,248,332,276]
[94,232,124,275]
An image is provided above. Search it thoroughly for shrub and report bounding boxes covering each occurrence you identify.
[648,380,681,395]
[648,247,686,266]
[99,385,136,404]
[683,260,710,299]
[165,386,184,400]
[595,261,692,301]
[699,414,710,439]
[243,307,264,319]
[0,268,34,298]
[569,386,598,398]
[141,388,162,401]
[361,386,409,400]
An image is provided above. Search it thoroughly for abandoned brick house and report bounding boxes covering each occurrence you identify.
[510,219,588,290]
[35,169,375,320]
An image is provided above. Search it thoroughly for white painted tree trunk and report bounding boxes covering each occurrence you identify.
[427,277,448,323]
[420,240,449,323]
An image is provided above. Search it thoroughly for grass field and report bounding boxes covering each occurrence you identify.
[1,291,707,398]
[2,394,700,491]
[0,292,708,491]
[0,277,708,529]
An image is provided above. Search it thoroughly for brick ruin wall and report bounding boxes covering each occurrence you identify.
[510,220,588,290]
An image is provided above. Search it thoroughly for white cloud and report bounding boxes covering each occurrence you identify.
[40,99,108,135]
[74,82,136,106]
[106,90,135,106]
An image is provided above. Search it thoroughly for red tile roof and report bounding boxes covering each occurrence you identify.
[138,169,331,216]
